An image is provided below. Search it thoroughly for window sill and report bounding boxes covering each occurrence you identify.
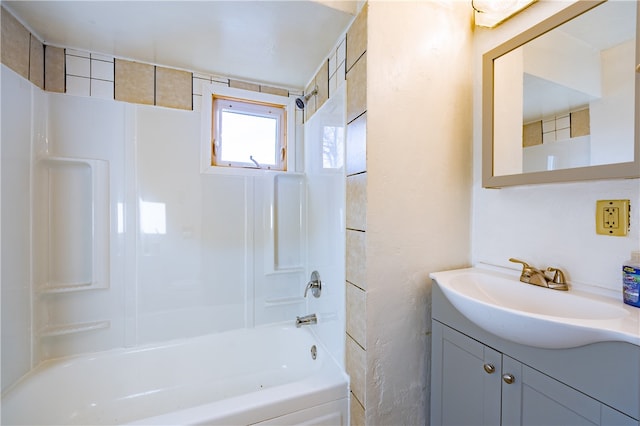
[200,165,303,177]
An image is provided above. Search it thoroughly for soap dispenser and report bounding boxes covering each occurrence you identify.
[623,251,640,308]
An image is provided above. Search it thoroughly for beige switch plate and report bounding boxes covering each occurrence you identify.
[596,199,630,236]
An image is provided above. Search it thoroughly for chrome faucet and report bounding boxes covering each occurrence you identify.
[509,258,569,291]
[295,313,317,328]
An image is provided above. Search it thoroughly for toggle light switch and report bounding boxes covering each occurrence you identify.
[596,199,630,236]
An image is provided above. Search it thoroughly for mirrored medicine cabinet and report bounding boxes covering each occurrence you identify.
[482,0,640,188]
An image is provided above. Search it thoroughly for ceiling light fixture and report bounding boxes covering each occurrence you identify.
[472,0,536,28]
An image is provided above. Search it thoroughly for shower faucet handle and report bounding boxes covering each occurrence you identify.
[304,271,322,298]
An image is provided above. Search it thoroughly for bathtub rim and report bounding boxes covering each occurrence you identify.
[1,322,350,425]
[2,322,342,395]
[126,346,348,425]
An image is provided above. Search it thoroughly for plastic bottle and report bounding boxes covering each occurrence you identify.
[623,251,640,308]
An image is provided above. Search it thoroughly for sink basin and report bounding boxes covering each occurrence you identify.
[430,267,640,349]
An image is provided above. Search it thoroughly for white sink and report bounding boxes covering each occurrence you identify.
[430,266,640,349]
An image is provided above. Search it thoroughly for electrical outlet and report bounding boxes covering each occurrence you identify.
[596,199,630,236]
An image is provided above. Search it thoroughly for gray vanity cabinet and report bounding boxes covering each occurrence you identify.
[501,355,635,426]
[431,322,501,425]
[432,322,638,426]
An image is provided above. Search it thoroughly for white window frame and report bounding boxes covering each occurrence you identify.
[201,85,296,174]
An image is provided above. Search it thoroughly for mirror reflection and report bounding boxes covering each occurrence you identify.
[492,1,637,176]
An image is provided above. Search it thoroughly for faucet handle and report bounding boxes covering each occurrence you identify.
[304,270,322,298]
[509,258,531,270]
[546,267,566,284]
[509,258,536,282]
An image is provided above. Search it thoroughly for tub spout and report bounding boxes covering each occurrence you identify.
[295,314,317,328]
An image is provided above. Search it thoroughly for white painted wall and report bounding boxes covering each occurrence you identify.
[473,2,640,294]
[590,39,636,165]
[366,2,473,424]
[494,48,525,175]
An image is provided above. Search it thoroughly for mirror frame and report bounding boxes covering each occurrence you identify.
[482,0,640,188]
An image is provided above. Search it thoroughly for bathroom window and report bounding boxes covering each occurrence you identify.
[201,85,295,174]
[211,96,287,171]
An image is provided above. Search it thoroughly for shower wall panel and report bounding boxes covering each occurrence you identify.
[253,174,306,326]
[134,105,309,341]
[2,72,314,383]
[34,94,127,361]
[135,105,252,343]
[1,65,36,392]
[304,85,346,364]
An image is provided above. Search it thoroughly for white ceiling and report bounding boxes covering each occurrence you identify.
[3,1,356,90]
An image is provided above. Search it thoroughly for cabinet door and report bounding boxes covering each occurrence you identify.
[501,356,637,426]
[431,322,502,426]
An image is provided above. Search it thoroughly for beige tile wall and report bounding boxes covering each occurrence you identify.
[193,75,293,112]
[29,36,44,89]
[571,108,590,137]
[58,49,292,109]
[346,114,367,175]
[346,172,367,231]
[346,332,366,406]
[523,107,591,147]
[350,396,366,426]
[344,4,368,425]
[156,66,192,110]
[1,7,30,80]
[115,59,155,105]
[229,79,260,92]
[346,53,367,124]
[346,280,366,345]
[1,7,66,93]
[304,36,347,123]
[346,4,367,73]
[259,85,289,97]
[523,121,542,147]
[44,46,65,93]
[346,229,366,289]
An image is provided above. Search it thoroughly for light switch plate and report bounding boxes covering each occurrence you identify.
[596,199,630,236]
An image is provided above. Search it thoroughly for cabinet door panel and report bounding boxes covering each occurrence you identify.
[432,322,501,426]
[601,405,639,426]
[502,357,602,426]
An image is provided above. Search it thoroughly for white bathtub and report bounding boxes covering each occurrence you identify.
[1,325,349,425]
